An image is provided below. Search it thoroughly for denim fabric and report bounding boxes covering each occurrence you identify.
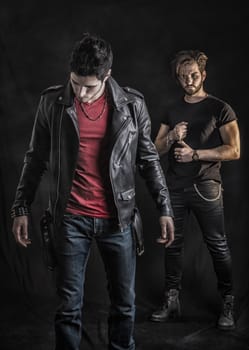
[165,180,232,296]
[54,214,136,350]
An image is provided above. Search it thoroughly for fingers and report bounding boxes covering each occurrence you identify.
[12,216,31,248]
[156,219,167,245]
[15,227,31,247]
[176,121,188,128]
[157,217,175,248]
[174,140,192,162]
[156,237,168,244]
[177,140,185,146]
[175,122,188,141]
[156,232,174,247]
[174,147,184,161]
[165,225,174,247]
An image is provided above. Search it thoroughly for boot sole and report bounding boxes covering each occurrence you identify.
[150,312,181,322]
[217,324,236,331]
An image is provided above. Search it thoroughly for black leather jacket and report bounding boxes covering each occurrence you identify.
[11,77,173,230]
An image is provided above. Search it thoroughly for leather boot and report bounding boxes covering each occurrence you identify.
[150,289,181,322]
[217,295,235,330]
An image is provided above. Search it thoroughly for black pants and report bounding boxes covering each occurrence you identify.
[165,180,232,297]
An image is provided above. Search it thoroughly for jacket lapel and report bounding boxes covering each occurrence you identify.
[107,77,133,144]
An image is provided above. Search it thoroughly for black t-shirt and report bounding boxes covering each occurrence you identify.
[161,95,237,190]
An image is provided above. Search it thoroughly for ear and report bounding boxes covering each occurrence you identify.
[202,70,207,81]
[103,69,112,82]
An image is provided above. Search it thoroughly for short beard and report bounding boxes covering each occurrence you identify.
[184,82,202,96]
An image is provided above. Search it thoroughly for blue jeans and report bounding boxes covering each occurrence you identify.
[54,215,136,350]
[165,180,233,296]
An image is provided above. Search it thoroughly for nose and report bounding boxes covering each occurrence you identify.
[79,86,87,98]
[186,75,193,84]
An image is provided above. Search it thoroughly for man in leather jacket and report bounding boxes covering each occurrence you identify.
[11,33,174,350]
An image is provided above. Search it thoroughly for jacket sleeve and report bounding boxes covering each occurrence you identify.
[11,95,50,217]
[136,98,174,217]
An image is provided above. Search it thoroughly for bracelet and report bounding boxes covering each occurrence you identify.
[11,206,30,218]
[192,150,199,161]
[166,131,175,146]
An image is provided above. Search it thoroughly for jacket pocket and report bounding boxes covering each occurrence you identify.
[118,188,135,201]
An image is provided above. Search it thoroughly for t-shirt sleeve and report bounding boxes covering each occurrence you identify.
[217,103,237,128]
[160,112,170,125]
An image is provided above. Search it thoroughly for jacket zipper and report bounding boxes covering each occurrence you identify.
[53,105,64,224]
[116,131,133,166]
[109,115,131,230]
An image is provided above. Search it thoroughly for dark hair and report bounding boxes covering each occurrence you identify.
[69,32,113,80]
[171,50,208,80]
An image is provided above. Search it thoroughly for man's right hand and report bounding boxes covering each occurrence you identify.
[12,216,31,247]
[173,121,188,141]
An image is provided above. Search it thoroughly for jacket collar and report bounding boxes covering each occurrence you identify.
[107,77,134,109]
[56,76,133,110]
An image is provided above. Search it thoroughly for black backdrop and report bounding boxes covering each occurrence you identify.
[0,0,248,334]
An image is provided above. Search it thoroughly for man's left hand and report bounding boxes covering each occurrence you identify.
[156,216,174,248]
[174,140,193,162]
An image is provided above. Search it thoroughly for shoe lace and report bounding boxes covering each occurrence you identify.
[223,301,233,317]
[168,290,179,302]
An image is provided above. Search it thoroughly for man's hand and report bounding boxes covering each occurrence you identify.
[173,122,188,141]
[156,216,174,248]
[12,216,31,247]
[174,140,194,162]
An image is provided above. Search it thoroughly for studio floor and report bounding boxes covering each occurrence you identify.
[0,250,249,350]
[0,292,248,350]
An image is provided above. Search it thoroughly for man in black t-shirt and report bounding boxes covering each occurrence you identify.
[150,50,240,330]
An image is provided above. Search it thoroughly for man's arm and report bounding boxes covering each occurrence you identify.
[135,99,175,246]
[135,100,173,216]
[174,120,240,162]
[198,120,240,161]
[11,95,50,216]
[155,122,188,156]
[11,95,50,246]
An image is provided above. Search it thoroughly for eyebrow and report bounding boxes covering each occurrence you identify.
[179,71,200,76]
[71,78,98,88]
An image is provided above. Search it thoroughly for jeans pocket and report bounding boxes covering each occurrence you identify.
[194,180,222,202]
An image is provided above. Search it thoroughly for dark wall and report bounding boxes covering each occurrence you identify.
[1,0,248,324]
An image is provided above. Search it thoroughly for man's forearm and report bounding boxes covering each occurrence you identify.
[195,144,240,162]
[155,130,176,156]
